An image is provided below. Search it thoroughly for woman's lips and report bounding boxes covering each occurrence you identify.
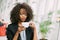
[21,18,26,21]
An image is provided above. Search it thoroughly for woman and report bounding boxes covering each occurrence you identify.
[6,3,37,40]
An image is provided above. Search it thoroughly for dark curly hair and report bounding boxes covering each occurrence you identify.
[10,3,33,23]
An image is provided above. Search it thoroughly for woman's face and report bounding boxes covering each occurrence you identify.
[19,8,27,22]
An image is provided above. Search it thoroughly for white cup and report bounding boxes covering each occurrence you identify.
[22,22,29,28]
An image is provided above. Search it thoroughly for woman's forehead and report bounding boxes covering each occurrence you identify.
[20,8,27,14]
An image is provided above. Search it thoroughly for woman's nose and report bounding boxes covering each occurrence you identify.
[22,15,26,17]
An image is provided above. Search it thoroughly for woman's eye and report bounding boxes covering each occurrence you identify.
[20,13,27,16]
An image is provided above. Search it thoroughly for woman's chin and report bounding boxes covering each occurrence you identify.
[21,20,25,22]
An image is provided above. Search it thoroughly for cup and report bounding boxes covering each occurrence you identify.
[22,22,29,28]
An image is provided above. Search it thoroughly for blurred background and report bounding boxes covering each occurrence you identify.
[0,0,60,40]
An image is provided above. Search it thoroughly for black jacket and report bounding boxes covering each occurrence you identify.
[6,23,34,40]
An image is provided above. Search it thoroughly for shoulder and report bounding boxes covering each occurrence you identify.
[7,23,18,30]
[7,24,14,28]
[6,23,18,34]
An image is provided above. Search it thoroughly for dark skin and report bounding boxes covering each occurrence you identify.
[13,8,37,40]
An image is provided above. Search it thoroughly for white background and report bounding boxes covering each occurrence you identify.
[0,0,60,40]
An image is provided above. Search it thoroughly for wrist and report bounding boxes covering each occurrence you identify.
[33,28,36,31]
[34,27,36,30]
[16,31,20,34]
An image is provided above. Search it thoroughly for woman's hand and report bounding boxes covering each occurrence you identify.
[13,23,26,40]
[29,22,37,40]
[29,22,36,30]
[17,24,26,33]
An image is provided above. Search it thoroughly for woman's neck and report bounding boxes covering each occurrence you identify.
[18,21,24,24]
